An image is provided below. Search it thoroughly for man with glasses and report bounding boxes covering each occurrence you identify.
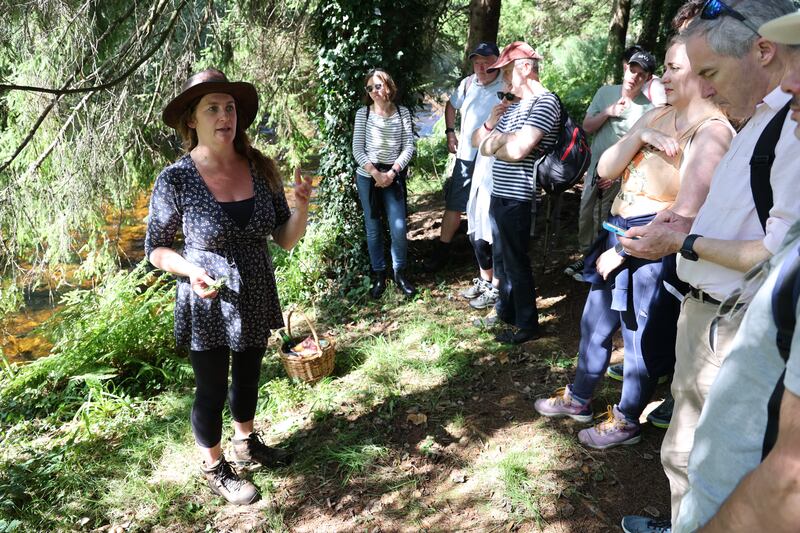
[471,41,561,344]
[619,1,800,532]
[423,42,504,274]
[566,49,657,282]
[670,13,800,533]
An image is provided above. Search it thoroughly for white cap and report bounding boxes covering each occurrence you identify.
[759,11,800,45]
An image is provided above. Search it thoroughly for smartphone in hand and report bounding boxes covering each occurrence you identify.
[602,221,640,240]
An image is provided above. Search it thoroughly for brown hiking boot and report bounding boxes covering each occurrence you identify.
[201,455,260,505]
[230,432,293,472]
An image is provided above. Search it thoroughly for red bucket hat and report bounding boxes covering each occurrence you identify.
[161,68,259,130]
[487,41,544,73]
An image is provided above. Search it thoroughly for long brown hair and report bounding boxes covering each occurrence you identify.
[175,98,282,194]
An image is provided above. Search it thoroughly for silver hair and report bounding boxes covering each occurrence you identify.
[515,58,540,73]
[684,0,798,57]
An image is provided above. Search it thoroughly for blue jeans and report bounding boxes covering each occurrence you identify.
[356,174,408,272]
[489,195,539,332]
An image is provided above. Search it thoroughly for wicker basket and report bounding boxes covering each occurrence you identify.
[278,308,335,384]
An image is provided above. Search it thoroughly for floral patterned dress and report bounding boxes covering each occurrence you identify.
[144,154,290,351]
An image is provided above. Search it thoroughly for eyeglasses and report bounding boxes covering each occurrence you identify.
[700,0,761,36]
[365,83,383,93]
[497,91,516,101]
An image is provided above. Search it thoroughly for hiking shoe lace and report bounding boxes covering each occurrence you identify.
[621,515,671,533]
[534,385,593,423]
[469,286,499,309]
[460,278,490,300]
[201,455,260,505]
[578,405,641,450]
[230,431,293,471]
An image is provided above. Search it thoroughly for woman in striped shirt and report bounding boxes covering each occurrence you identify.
[352,68,416,298]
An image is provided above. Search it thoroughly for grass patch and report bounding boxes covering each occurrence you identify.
[498,451,547,525]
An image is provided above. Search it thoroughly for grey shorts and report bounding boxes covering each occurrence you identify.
[445,158,475,212]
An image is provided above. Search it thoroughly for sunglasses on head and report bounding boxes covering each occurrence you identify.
[497,91,516,101]
[700,0,761,35]
[365,83,384,93]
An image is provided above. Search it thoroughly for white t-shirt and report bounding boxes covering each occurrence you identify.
[450,73,506,161]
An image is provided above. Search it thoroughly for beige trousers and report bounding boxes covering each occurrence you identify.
[662,295,744,524]
[577,172,621,253]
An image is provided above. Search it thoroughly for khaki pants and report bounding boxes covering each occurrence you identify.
[577,172,621,253]
[662,295,744,524]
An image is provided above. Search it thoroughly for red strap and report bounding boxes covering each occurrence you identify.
[561,127,579,161]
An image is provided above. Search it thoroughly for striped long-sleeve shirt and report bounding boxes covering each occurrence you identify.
[491,93,560,201]
[352,105,415,178]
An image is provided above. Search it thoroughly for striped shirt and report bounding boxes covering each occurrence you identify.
[352,105,415,178]
[491,93,560,201]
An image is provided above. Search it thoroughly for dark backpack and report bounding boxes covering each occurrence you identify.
[536,93,591,195]
[761,242,800,460]
[751,101,791,231]
[748,100,794,460]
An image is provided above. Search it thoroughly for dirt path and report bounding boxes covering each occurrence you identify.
[241,187,671,532]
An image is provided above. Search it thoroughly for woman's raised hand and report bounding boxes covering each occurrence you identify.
[639,128,680,157]
[293,167,314,210]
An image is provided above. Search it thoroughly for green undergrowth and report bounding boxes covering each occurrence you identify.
[0,260,504,530]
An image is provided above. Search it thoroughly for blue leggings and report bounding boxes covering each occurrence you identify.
[572,262,662,421]
[189,346,265,448]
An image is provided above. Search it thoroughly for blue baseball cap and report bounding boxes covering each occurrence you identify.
[468,42,500,59]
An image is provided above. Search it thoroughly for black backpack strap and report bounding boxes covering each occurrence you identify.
[773,247,800,362]
[750,101,791,232]
[761,244,800,460]
[551,92,567,136]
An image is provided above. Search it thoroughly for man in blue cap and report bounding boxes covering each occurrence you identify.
[424,41,505,287]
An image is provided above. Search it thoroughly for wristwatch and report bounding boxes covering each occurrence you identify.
[680,234,702,261]
[614,242,626,256]
[445,127,455,134]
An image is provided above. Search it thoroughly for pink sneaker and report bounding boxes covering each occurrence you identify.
[534,385,593,423]
[578,405,641,450]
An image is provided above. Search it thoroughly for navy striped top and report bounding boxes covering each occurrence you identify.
[352,105,415,178]
[491,93,560,201]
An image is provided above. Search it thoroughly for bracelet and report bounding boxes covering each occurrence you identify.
[445,127,455,134]
[483,122,493,132]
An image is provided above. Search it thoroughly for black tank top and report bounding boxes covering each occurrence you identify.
[218,197,255,229]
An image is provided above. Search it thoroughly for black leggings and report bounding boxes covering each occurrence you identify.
[189,346,265,448]
[469,235,493,271]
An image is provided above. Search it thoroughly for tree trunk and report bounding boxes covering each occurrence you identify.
[463,0,501,73]
[637,0,664,54]
[653,0,685,61]
[605,0,632,84]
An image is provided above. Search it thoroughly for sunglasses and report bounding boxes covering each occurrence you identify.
[365,83,384,93]
[497,91,516,101]
[700,0,761,35]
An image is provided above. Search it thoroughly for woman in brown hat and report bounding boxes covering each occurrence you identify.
[145,68,312,505]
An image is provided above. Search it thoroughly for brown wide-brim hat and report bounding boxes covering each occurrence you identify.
[162,68,259,130]
[487,41,544,73]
